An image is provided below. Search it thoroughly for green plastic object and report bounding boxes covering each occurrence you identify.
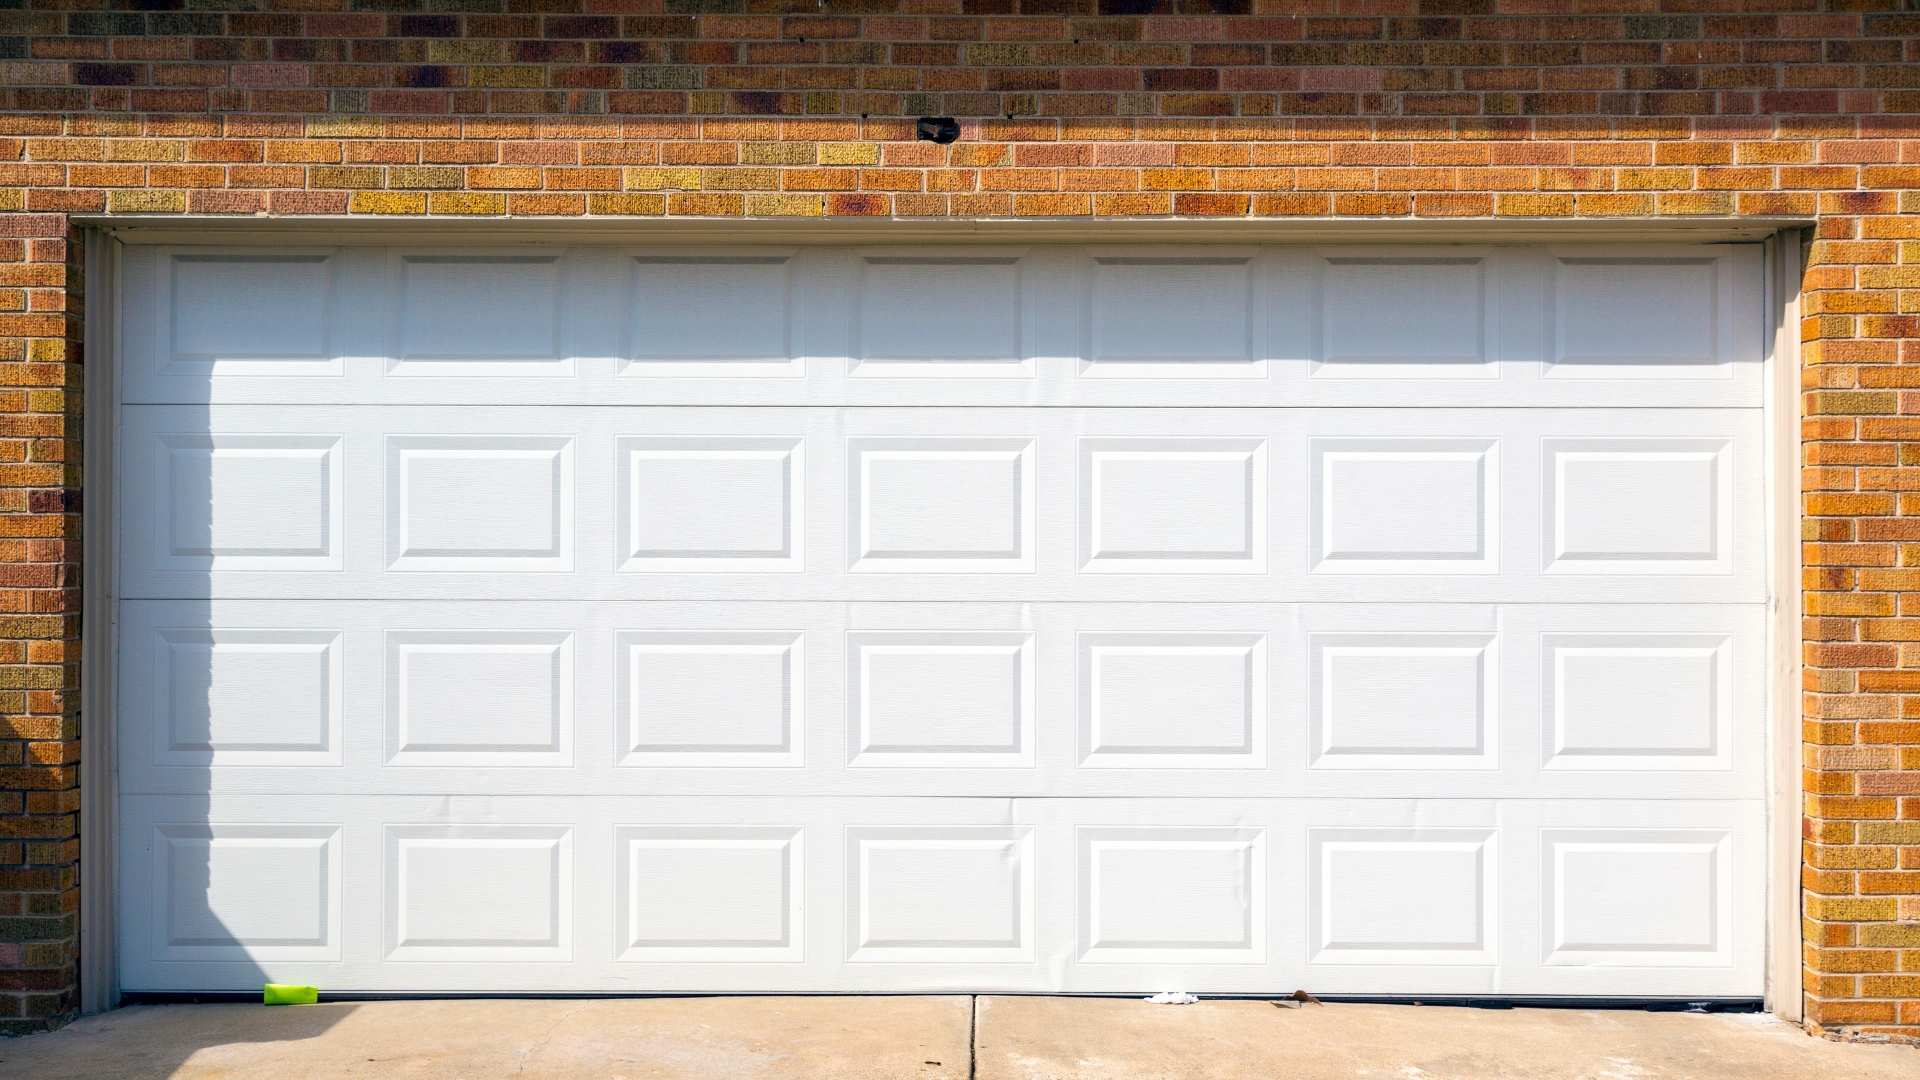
[263,984,318,1006]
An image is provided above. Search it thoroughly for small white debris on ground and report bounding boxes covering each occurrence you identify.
[1143,992,1199,1005]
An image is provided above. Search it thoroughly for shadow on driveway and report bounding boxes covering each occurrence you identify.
[0,1002,357,1080]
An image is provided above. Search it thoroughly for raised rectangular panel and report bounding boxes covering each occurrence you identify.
[1080,633,1265,769]
[1309,830,1494,965]
[1310,634,1497,770]
[386,825,572,961]
[848,438,1034,573]
[1317,256,1491,379]
[1080,828,1264,964]
[387,436,574,572]
[165,253,336,377]
[394,254,564,375]
[627,255,795,377]
[618,631,803,768]
[385,631,573,767]
[1545,439,1731,575]
[848,631,1033,768]
[1543,830,1731,966]
[156,434,343,572]
[152,629,341,767]
[854,256,1028,377]
[616,437,803,573]
[1310,439,1498,575]
[1551,257,1723,378]
[152,824,340,961]
[847,826,1034,962]
[1544,635,1731,771]
[1081,438,1267,574]
[1087,256,1258,377]
[615,826,803,962]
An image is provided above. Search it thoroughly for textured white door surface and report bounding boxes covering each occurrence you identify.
[116,243,1770,997]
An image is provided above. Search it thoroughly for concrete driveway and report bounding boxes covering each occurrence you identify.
[0,996,1913,1080]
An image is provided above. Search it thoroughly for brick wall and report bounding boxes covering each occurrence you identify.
[0,210,80,1037]
[0,0,1913,1038]
[1803,195,1920,1036]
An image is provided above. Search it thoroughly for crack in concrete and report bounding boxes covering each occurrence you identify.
[969,995,978,1080]
[514,1002,592,1077]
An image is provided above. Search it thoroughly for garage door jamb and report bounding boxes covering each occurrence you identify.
[1765,228,1808,1025]
[79,227,120,1016]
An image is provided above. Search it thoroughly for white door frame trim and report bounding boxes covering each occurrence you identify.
[1764,228,1807,1024]
[74,220,1805,1012]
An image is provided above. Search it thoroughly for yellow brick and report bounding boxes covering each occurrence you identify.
[1616,167,1692,191]
[105,189,184,213]
[0,616,67,639]
[1863,217,1920,240]
[390,166,463,190]
[467,166,542,190]
[1861,974,1920,996]
[669,192,743,216]
[818,142,880,166]
[1574,193,1655,216]
[1809,948,1899,974]
[428,40,505,64]
[1807,844,1898,870]
[1859,822,1920,844]
[1805,593,1896,617]
[702,167,778,191]
[349,191,427,214]
[427,192,506,215]
[745,194,823,217]
[102,139,184,163]
[1496,193,1575,216]
[310,166,383,189]
[305,116,383,139]
[1857,924,1920,948]
[587,193,667,215]
[625,167,702,191]
[741,142,816,166]
[1806,895,1900,921]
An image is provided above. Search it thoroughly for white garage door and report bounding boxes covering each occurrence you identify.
[114,241,1770,998]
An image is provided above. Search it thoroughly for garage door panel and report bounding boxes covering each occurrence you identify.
[1284,798,1764,998]
[851,248,1040,378]
[116,600,1763,803]
[1491,799,1766,997]
[1307,246,1498,382]
[119,405,1764,604]
[117,239,1773,998]
[1545,247,1757,380]
[164,252,333,370]
[118,795,1759,995]
[389,250,573,377]
[119,794,1053,995]
[119,244,1764,409]
[142,626,344,768]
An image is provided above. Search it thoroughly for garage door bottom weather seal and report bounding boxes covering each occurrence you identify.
[117,991,1765,1012]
